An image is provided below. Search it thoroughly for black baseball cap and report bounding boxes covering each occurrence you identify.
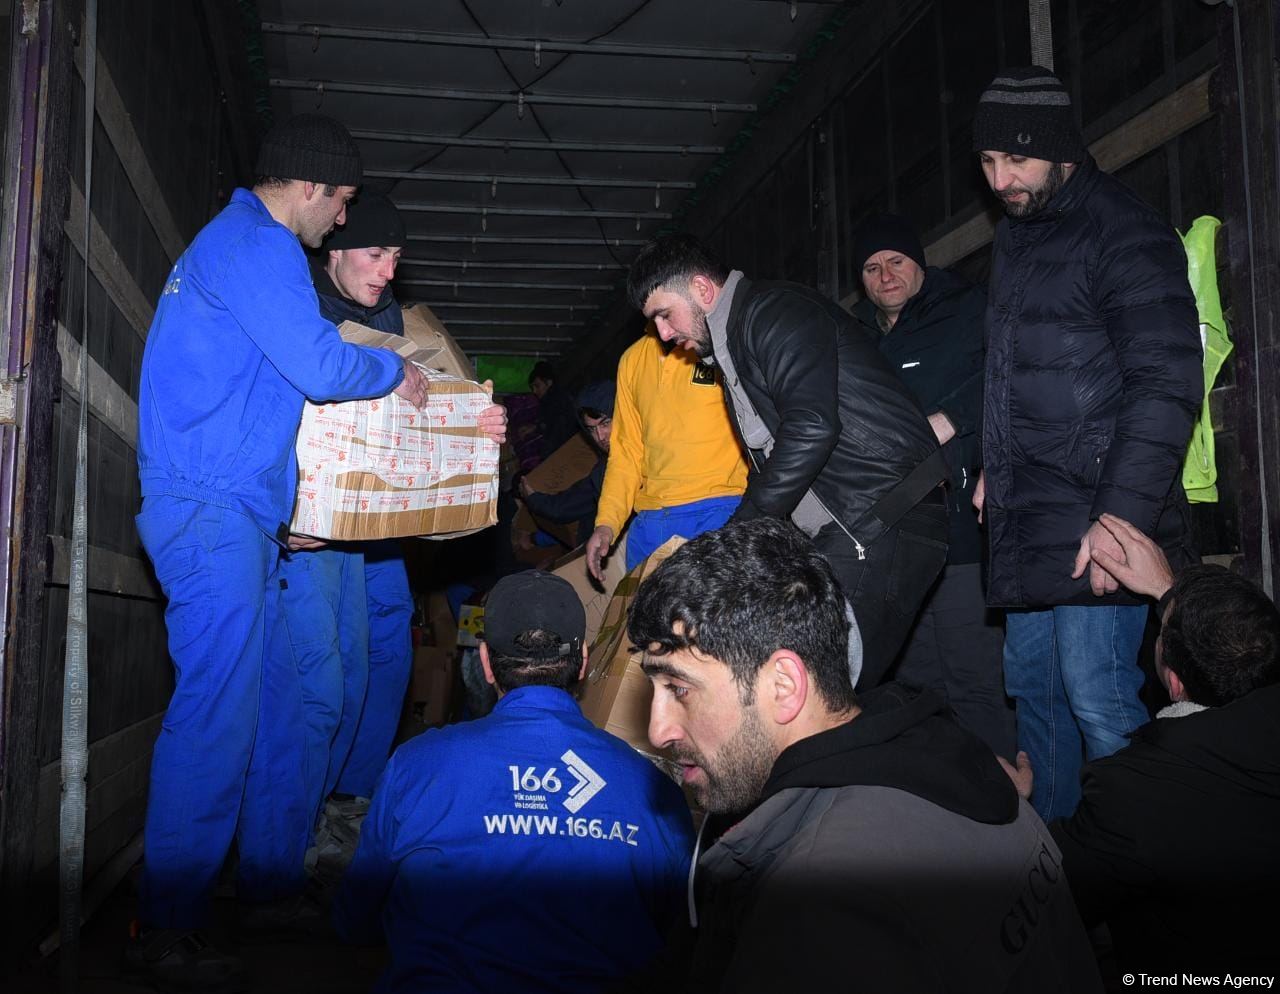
[482,571,586,659]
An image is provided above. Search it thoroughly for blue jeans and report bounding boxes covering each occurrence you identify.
[626,496,741,571]
[137,496,307,926]
[1004,604,1149,821]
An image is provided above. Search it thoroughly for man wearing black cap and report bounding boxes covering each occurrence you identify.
[334,570,693,994]
[278,193,507,881]
[131,113,432,986]
[971,68,1202,820]
[851,214,1013,760]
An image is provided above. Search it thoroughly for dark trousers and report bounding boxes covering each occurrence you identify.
[892,562,1016,760]
[815,499,948,691]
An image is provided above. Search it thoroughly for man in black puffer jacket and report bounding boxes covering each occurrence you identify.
[853,214,1015,759]
[626,234,949,688]
[971,67,1202,820]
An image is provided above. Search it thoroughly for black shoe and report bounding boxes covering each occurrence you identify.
[238,890,334,942]
[123,923,247,993]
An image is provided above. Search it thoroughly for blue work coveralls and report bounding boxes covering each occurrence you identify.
[135,188,404,928]
[272,264,415,835]
[334,686,694,993]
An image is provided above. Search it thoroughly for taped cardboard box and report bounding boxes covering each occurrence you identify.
[290,322,499,541]
[548,530,628,648]
[579,536,685,755]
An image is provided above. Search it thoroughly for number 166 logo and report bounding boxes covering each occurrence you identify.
[508,750,606,813]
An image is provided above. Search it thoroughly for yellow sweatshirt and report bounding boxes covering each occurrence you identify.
[595,329,748,535]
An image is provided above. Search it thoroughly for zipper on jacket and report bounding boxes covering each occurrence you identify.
[729,381,867,559]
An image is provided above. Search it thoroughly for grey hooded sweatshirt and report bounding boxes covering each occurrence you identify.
[685,685,1102,994]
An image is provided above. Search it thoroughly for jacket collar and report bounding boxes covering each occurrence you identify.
[309,255,397,324]
[759,682,1019,825]
[853,266,971,335]
[1008,151,1100,227]
[492,684,582,716]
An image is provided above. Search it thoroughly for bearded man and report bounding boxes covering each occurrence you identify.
[971,67,1202,820]
[625,234,949,688]
[628,519,1102,993]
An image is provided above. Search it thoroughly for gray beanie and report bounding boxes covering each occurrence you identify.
[971,66,1084,163]
[255,113,362,187]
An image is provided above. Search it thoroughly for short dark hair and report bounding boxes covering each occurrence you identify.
[626,233,731,311]
[1162,564,1280,707]
[529,361,556,385]
[487,629,581,693]
[627,518,857,711]
[252,177,338,197]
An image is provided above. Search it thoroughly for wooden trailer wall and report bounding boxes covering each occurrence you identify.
[0,0,258,945]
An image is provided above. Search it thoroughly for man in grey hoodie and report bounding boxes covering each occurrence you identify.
[627,518,1101,993]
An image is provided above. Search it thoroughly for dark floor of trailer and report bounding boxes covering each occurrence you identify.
[10,866,385,994]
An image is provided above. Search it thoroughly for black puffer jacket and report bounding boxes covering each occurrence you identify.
[983,154,1202,607]
[724,279,942,552]
[856,267,986,563]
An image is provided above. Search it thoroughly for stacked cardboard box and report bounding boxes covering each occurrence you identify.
[578,537,685,756]
[548,533,629,648]
[290,321,499,541]
[514,432,602,549]
[401,591,459,737]
[401,303,475,380]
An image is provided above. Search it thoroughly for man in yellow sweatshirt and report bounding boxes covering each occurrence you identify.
[585,325,748,580]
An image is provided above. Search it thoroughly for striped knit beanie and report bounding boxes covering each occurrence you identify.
[972,66,1084,163]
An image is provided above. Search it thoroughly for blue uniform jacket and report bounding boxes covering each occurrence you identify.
[138,188,404,540]
[335,685,694,994]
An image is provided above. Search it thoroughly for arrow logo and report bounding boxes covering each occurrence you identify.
[561,749,606,813]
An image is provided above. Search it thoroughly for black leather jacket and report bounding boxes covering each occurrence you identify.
[723,278,942,551]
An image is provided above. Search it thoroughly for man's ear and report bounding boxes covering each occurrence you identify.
[578,644,588,682]
[689,274,718,309]
[1164,665,1187,703]
[479,642,496,688]
[761,649,808,726]
[302,180,319,202]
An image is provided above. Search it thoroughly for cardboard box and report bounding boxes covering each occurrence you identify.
[457,602,484,648]
[524,433,599,495]
[402,592,458,731]
[402,304,475,380]
[548,531,629,648]
[513,504,578,551]
[579,537,685,755]
[512,433,602,549]
[290,323,499,541]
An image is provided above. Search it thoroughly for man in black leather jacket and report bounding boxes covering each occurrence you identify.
[626,234,949,687]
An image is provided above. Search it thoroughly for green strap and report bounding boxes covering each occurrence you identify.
[1179,216,1233,503]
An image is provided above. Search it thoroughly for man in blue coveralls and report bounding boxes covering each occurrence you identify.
[128,115,432,991]
[335,570,695,993]
[287,194,507,870]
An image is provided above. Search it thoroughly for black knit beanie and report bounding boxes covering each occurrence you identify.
[971,66,1084,163]
[851,214,927,274]
[255,113,362,187]
[326,193,406,249]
